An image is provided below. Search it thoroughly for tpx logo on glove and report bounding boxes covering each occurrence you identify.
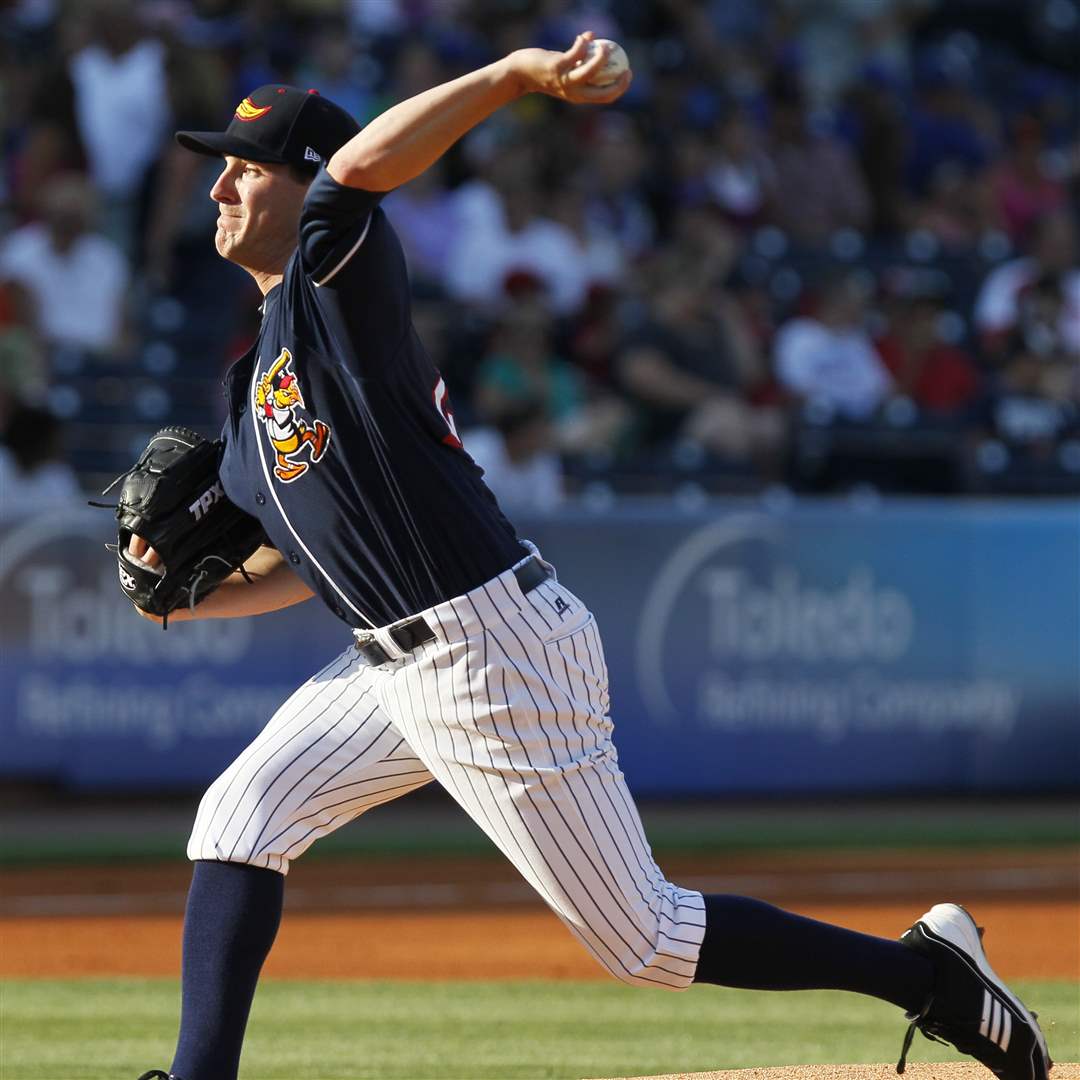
[189,481,226,521]
[119,564,137,591]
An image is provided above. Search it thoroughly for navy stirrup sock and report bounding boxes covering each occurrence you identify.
[171,860,284,1080]
[694,895,933,1013]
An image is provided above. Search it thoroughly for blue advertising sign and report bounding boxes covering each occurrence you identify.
[1,500,1077,793]
[519,500,1079,794]
[0,507,346,789]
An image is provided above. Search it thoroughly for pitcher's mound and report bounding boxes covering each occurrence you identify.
[586,1064,1079,1080]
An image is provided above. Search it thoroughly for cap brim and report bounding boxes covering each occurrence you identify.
[175,130,288,164]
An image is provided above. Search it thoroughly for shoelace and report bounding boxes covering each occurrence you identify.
[896,997,947,1075]
[896,1015,951,1074]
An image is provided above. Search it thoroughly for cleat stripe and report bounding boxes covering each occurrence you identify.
[990,997,1002,1047]
[979,988,992,1039]
[1000,1008,1012,1053]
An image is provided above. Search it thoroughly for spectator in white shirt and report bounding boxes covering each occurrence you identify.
[446,143,592,315]
[974,208,1080,360]
[774,272,893,420]
[706,108,776,227]
[462,401,564,517]
[0,173,130,356]
[67,0,170,250]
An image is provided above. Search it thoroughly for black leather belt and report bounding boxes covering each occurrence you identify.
[354,557,551,667]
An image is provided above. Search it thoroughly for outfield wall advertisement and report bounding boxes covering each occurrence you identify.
[1,500,1077,794]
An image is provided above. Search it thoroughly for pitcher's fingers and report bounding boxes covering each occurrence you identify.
[128,534,161,566]
[564,34,606,82]
[571,30,596,50]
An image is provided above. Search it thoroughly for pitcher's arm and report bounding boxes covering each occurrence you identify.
[328,32,630,193]
[127,537,314,623]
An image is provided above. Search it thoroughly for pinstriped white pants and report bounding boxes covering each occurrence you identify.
[188,558,706,989]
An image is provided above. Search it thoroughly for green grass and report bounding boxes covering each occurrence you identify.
[3,801,1077,867]
[2,979,1077,1080]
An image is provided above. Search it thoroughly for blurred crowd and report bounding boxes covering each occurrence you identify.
[2,0,1079,515]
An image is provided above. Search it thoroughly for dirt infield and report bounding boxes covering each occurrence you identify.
[1,847,1076,981]
[3,900,1076,980]
[585,1066,1080,1080]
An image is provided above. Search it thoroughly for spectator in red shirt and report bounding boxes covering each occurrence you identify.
[876,277,981,416]
[991,115,1068,246]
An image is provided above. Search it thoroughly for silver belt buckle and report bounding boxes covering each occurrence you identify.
[353,630,396,667]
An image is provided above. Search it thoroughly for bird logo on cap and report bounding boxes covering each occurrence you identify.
[235,97,273,122]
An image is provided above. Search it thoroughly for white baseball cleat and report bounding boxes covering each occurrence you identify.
[897,903,1052,1079]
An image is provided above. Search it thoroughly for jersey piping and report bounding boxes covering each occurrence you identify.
[249,364,377,628]
[312,211,373,287]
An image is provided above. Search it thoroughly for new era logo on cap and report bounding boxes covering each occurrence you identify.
[176,85,360,172]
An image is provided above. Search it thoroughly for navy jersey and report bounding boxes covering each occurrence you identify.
[219,166,522,628]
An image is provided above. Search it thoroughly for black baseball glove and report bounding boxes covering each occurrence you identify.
[99,426,267,627]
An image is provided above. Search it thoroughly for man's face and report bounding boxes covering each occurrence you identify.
[210,157,310,275]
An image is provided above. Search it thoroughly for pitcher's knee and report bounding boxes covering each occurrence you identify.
[185,775,294,873]
[186,824,290,871]
[601,950,696,991]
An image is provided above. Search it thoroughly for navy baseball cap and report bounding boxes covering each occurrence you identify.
[176,85,361,172]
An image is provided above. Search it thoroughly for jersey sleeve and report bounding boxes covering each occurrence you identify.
[298,166,386,286]
[297,166,412,358]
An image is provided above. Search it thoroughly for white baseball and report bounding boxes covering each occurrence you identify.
[582,38,629,87]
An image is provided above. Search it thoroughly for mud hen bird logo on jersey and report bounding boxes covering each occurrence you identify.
[255,347,330,482]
